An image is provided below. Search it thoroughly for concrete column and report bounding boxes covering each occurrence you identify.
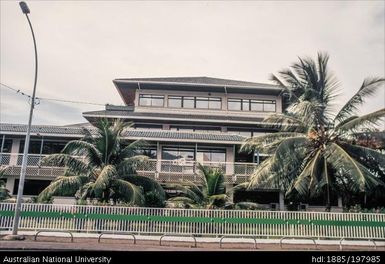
[226,184,234,203]
[9,139,21,166]
[279,191,285,211]
[226,146,234,177]
[338,196,343,208]
[5,177,15,196]
[156,142,162,176]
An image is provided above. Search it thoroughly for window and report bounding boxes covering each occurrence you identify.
[209,97,222,109]
[228,99,242,110]
[263,100,276,112]
[168,96,182,108]
[162,147,195,161]
[228,98,276,112]
[13,179,51,196]
[19,140,42,154]
[0,138,12,153]
[195,97,209,109]
[183,97,195,108]
[42,141,67,154]
[139,94,164,107]
[168,96,221,109]
[197,148,226,162]
[137,147,157,159]
[250,100,264,111]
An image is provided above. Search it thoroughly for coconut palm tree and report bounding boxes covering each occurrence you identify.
[38,119,165,206]
[166,164,228,209]
[241,52,385,210]
[0,166,10,201]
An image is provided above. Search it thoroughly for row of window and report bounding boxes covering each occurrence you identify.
[228,98,276,112]
[137,147,227,162]
[139,94,276,112]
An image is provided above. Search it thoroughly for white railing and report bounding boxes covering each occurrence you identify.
[0,203,384,239]
[136,159,258,183]
[0,153,259,183]
[0,153,82,178]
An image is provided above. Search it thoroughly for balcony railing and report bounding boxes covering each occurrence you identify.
[0,153,259,183]
[0,153,68,178]
[136,159,259,184]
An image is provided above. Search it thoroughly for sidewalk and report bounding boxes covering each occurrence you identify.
[1,231,384,251]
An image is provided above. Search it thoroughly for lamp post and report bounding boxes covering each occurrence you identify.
[8,1,38,238]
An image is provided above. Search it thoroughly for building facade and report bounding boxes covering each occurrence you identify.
[1,77,291,208]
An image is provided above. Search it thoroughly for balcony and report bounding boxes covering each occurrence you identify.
[0,153,65,178]
[136,159,258,184]
[0,153,259,184]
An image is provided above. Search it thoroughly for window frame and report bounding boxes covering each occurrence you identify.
[139,94,165,107]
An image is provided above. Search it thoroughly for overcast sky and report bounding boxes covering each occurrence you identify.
[0,0,384,127]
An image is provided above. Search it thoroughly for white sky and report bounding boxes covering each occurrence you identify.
[0,0,384,126]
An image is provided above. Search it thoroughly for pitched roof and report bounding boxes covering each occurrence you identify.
[82,110,265,125]
[0,123,246,143]
[114,76,280,89]
[0,123,89,136]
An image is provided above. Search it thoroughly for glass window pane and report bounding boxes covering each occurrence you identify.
[228,99,242,110]
[152,96,164,107]
[197,149,226,162]
[196,97,209,109]
[168,96,182,108]
[1,139,12,153]
[242,100,250,111]
[183,97,195,108]
[209,98,222,109]
[138,148,157,159]
[42,141,66,154]
[250,100,263,111]
[162,147,195,161]
[139,95,151,106]
[264,101,276,112]
[19,140,41,154]
[210,152,226,162]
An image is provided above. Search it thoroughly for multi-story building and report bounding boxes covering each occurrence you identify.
[1,77,289,207]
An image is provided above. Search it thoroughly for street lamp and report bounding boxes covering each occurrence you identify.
[8,1,38,238]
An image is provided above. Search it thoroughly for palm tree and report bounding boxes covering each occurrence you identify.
[38,119,165,206]
[241,52,385,210]
[166,164,228,209]
[0,166,10,201]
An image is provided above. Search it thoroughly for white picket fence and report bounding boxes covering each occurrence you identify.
[0,203,384,240]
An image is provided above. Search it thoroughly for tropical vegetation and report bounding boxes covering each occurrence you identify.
[241,52,385,210]
[166,164,228,209]
[0,166,10,201]
[38,119,166,206]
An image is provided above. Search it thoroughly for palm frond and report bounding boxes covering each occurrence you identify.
[165,182,204,204]
[248,137,309,190]
[292,150,322,196]
[334,77,385,124]
[241,132,304,153]
[125,176,166,202]
[113,179,145,205]
[62,140,102,167]
[120,139,149,158]
[37,175,88,202]
[93,165,117,197]
[41,154,91,176]
[117,155,149,176]
[263,113,307,132]
[337,108,385,133]
[326,143,383,192]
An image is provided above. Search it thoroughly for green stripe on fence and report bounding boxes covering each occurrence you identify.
[0,210,384,227]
